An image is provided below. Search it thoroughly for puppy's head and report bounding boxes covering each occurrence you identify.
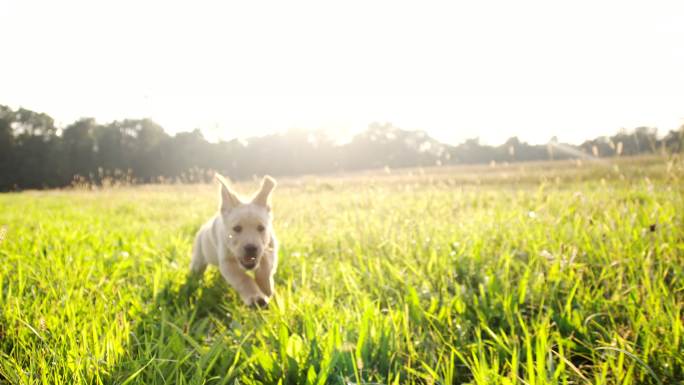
[216,174,276,270]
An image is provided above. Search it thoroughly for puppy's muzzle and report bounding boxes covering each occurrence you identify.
[240,244,260,270]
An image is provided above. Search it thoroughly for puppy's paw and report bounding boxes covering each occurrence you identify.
[243,294,269,309]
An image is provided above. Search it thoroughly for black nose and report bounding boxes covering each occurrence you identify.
[244,244,258,258]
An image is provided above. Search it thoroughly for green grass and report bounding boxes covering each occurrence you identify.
[1,157,683,384]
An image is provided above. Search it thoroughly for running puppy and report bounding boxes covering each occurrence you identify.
[191,174,278,307]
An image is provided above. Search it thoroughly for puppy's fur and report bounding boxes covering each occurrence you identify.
[191,174,278,307]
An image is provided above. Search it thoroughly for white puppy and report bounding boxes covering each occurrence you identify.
[191,174,278,307]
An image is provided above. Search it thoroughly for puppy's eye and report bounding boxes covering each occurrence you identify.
[257,224,265,232]
[233,225,242,233]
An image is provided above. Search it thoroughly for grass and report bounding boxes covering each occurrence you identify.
[1,156,683,384]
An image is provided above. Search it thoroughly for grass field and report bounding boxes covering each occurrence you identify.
[1,156,683,384]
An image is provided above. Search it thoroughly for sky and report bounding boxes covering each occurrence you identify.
[1,0,683,145]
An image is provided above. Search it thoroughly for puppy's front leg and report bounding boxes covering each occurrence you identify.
[255,237,278,298]
[218,256,268,307]
[255,257,275,297]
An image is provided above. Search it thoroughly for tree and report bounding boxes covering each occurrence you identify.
[10,108,60,188]
[62,118,97,183]
[0,106,15,190]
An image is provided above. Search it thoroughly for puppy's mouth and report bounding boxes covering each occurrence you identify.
[240,256,259,270]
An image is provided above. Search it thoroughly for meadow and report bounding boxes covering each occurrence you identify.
[1,156,683,384]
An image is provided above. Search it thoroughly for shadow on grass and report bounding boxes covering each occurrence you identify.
[102,271,259,384]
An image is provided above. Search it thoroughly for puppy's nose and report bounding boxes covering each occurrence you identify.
[244,244,258,258]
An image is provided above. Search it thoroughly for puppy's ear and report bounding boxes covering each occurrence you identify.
[216,173,241,212]
[252,175,277,208]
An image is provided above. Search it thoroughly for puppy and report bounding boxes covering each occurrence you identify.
[191,174,278,307]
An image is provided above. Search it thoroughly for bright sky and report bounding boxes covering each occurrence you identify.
[1,0,683,145]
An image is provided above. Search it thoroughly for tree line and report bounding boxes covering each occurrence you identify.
[1,104,682,191]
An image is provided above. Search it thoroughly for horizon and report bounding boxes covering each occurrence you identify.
[2,0,684,146]
[1,101,680,148]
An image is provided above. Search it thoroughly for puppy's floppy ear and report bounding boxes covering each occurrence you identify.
[252,175,276,208]
[216,173,241,212]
